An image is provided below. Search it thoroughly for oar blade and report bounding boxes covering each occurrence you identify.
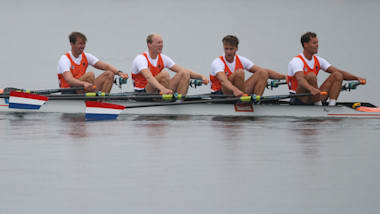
[8,91,48,110]
[85,101,125,121]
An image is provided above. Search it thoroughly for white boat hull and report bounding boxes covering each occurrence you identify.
[1,99,380,119]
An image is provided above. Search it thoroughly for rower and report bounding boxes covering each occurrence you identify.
[57,32,128,93]
[210,35,286,97]
[287,32,366,105]
[131,34,208,95]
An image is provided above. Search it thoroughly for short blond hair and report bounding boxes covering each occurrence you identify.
[146,34,155,44]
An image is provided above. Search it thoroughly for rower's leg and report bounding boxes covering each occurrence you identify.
[78,72,95,92]
[297,72,319,104]
[221,69,245,95]
[94,71,115,93]
[146,71,170,93]
[320,71,343,102]
[244,69,268,96]
[169,69,191,95]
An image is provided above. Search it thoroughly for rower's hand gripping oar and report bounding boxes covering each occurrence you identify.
[341,80,366,91]
[266,80,287,90]
[189,79,209,88]
[114,76,128,89]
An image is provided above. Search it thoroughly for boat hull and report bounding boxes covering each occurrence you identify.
[1,99,380,118]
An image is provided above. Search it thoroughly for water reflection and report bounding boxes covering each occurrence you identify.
[292,119,344,159]
[131,115,189,139]
[60,114,88,139]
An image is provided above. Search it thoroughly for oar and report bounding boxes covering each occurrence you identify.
[266,80,287,90]
[45,92,235,100]
[0,87,85,96]
[45,92,177,101]
[95,92,329,109]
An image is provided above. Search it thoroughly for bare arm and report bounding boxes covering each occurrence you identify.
[249,65,286,80]
[169,64,209,85]
[188,70,209,85]
[326,66,366,82]
[169,64,185,74]
[141,69,172,94]
[267,69,286,80]
[93,61,129,79]
[171,64,209,84]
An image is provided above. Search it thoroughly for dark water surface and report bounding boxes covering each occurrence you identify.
[1,113,379,214]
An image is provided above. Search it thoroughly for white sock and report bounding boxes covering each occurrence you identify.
[329,99,337,106]
[314,101,322,106]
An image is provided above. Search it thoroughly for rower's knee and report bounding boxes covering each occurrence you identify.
[87,71,95,77]
[87,71,95,81]
[332,72,343,82]
[182,70,191,81]
[176,69,191,82]
[105,70,115,80]
[255,69,269,81]
[160,70,171,80]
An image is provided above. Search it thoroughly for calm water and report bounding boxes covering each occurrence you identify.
[1,0,380,213]
[1,113,380,214]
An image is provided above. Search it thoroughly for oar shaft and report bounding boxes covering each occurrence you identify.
[124,97,245,109]
[32,87,84,94]
[124,92,324,108]
[0,87,85,96]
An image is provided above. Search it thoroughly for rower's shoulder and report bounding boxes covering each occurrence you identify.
[211,57,224,67]
[58,54,70,63]
[211,56,223,63]
[132,54,146,64]
[289,56,302,64]
[314,55,327,62]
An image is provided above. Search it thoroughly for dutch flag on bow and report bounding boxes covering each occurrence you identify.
[9,91,48,110]
[85,101,125,120]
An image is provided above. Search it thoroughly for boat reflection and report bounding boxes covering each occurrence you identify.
[60,113,88,139]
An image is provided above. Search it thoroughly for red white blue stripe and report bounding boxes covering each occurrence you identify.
[85,101,125,120]
[8,91,48,110]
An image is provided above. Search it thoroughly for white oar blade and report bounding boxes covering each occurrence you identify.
[8,91,48,110]
[85,101,125,121]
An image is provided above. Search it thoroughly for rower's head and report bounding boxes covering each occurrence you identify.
[222,35,239,60]
[69,32,87,56]
[147,34,163,55]
[301,32,319,55]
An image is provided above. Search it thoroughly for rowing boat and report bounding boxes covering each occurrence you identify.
[1,95,379,119]
[1,80,378,120]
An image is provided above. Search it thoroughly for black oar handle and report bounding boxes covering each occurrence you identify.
[266,80,287,90]
[341,81,362,91]
[189,79,203,88]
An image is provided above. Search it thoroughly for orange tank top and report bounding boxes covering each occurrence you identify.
[57,52,88,88]
[287,54,320,92]
[132,53,164,90]
[210,55,244,92]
